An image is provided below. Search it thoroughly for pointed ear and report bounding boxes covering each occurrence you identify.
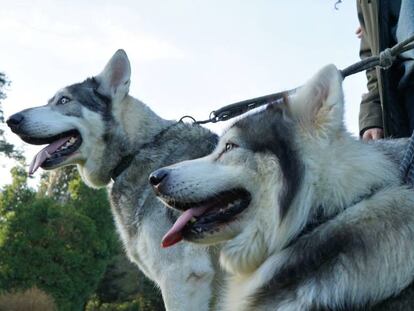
[96,49,131,100]
[289,64,344,133]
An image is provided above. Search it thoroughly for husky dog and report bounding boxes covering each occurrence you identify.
[150,65,414,310]
[6,50,219,311]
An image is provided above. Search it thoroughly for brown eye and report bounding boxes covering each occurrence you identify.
[216,142,239,161]
[58,96,71,105]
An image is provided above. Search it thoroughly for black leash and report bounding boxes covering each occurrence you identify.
[182,34,414,185]
[190,34,414,126]
[340,34,414,77]
[194,90,293,125]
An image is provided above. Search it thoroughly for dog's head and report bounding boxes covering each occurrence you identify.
[151,65,344,273]
[7,50,132,187]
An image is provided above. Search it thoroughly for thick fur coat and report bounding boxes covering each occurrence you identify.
[152,65,414,310]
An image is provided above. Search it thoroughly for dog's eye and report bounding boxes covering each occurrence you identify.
[57,96,71,105]
[224,143,238,153]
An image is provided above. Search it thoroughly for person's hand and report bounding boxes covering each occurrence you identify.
[362,128,384,141]
[356,26,363,39]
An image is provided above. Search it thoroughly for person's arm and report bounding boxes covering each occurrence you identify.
[357,1,384,139]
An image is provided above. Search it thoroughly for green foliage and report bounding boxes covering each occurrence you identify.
[94,254,165,311]
[134,277,165,311]
[0,165,35,216]
[0,72,9,119]
[0,72,23,160]
[95,254,141,303]
[0,167,118,311]
[1,165,165,310]
[86,279,165,311]
[0,73,7,97]
[86,296,140,311]
[38,167,79,203]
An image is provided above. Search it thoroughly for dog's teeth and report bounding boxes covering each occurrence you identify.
[58,137,78,151]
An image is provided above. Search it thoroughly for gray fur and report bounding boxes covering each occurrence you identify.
[232,103,304,220]
[66,78,113,121]
[151,65,414,311]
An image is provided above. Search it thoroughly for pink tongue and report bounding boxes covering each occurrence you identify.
[29,137,72,175]
[162,205,209,248]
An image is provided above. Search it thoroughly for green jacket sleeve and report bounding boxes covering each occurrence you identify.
[357,1,383,136]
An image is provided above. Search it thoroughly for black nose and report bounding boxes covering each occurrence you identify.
[149,169,169,187]
[6,113,24,131]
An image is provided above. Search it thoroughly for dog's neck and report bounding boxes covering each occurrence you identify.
[117,96,173,149]
[110,118,179,181]
[78,95,174,187]
[110,96,176,179]
[276,134,402,253]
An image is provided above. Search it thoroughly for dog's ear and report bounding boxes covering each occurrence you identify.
[96,49,131,100]
[289,64,344,133]
[266,92,291,119]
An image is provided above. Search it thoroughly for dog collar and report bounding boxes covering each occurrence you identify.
[111,154,135,180]
[110,122,182,181]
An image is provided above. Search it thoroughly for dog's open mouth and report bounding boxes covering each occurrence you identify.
[25,129,83,175]
[161,188,251,248]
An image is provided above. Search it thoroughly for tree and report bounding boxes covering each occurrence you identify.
[0,165,34,215]
[94,253,165,311]
[1,165,165,310]
[0,167,118,311]
[0,72,8,110]
[0,72,23,160]
[38,166,79,204]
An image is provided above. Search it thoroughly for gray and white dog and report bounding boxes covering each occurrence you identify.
[6,50,219,311]
[151,65,414,310]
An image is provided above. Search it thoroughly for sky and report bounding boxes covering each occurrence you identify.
[0,0,366,187]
